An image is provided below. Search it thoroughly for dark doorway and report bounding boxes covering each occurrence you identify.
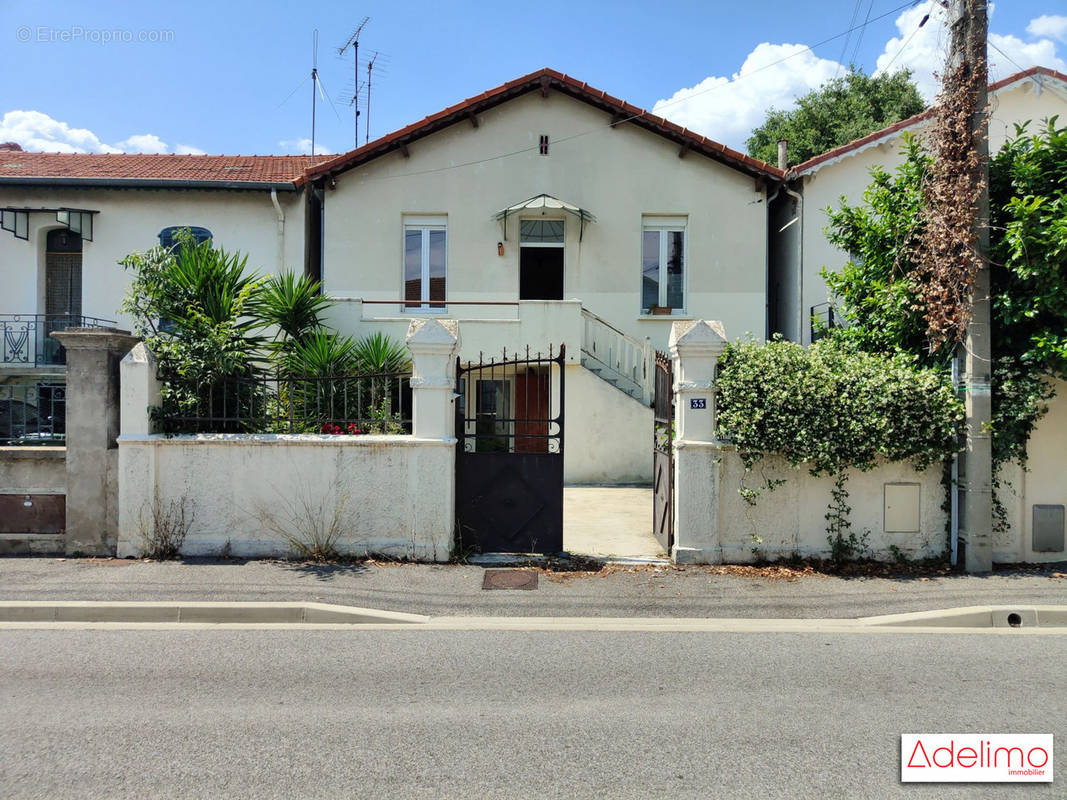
[45,228,82,320]
[519,247,563,300]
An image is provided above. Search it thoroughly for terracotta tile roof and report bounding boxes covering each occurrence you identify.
[791,66,1067,176]
[0,152,312,186]
[300,67,785,184]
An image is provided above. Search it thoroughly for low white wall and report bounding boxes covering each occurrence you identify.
[712,449,947,563]
[117,434,454,560]
[565,364,652,484]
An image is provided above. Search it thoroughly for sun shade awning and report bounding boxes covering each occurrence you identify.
[494,194,597,241]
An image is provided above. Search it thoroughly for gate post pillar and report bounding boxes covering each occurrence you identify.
[669,320,727,565]
[405,318,460,440]
[51,326,140,556]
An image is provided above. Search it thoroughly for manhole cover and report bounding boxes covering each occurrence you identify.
[482,569,539,590]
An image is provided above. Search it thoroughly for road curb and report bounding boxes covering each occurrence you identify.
[0,601,429,625]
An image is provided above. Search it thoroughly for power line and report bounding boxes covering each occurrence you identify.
[877,2,932,76]
[338,0,923,183]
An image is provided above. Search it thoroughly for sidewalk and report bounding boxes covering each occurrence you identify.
[1,556,1065,618]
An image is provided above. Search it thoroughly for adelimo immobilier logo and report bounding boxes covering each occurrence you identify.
[901,734,1053,783]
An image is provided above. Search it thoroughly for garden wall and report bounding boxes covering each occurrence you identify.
[714,448,947,562]
[116,318,461,561]
[116,434,453,560]
[0,446,66,554]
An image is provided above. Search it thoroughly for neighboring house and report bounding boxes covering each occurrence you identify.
[1,68,784,484]
[766,65,1067,563]
[0,151,310,444]
[771,65,1067,346]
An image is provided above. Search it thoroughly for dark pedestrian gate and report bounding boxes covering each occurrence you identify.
[653,350,674,553]
[455,345,565,554]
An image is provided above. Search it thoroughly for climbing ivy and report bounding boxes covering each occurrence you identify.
[716,337,964,477]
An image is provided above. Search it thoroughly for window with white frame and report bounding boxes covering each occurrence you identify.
[403,217,446,310]
[641,216,686,314]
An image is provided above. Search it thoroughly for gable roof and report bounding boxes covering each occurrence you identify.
[299,67,784,185]
[0,153,312,190]
[791,66,1067,177]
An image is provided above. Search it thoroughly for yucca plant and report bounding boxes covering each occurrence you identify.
[256,272,331,352]
[352,331,411,374]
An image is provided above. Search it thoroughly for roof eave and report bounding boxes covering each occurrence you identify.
[0,176,302,191]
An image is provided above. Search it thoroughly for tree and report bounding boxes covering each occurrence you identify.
[746,67,926,167]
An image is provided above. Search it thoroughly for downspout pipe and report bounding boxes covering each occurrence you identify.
[273,188,290,275]
[782,184,803,344]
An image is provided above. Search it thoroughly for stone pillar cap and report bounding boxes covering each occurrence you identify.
[669,320,727,355]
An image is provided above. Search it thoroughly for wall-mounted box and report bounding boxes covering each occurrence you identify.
[884,483,920,533]
[1032,505,1065,553]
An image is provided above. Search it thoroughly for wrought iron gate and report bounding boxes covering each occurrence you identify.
[455,345,565,554]
[653,350,674,553]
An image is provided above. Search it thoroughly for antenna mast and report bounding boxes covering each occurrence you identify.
[366,51,378,145]
[339,17,370,150]
[310,29,319,166]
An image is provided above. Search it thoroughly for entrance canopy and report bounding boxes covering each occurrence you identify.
[494,194,597,241]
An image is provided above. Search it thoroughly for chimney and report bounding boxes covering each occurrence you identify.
[777,139,788,171]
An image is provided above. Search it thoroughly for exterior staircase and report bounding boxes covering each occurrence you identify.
[580,308,654,406]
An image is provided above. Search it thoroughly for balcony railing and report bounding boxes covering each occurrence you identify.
[809,303,839,343]
[1,314,116,368]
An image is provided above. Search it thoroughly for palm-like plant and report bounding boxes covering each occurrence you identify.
[352,331,411,374]
[256,272,331,350]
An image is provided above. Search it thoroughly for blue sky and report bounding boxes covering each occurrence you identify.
[1,1,1065,156]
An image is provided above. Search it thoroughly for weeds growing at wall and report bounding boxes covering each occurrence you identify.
[138,495,194,559]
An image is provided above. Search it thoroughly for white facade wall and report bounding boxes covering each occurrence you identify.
[564,364,651,484]
[320,90,769,357]
[995,378,1067,563]
[0,186,306,327]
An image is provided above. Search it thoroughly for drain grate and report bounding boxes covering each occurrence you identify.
[482,569,539,590]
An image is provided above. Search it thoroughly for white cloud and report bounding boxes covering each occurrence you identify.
[115,133,169,153]
[651,43,841,151]
[874,2,949,101]
[0,109,204,154]
[278,137,335,156]
[875,5,1067,101]
[175,144,207,155]
[987,31,1067,78]
[653,5,1067,153]
[1027,14,1067,43]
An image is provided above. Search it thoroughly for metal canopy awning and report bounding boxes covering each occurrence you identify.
[0,206,98,241]
[493,193,597,241]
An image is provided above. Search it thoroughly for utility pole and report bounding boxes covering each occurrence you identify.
[948,0,993,572]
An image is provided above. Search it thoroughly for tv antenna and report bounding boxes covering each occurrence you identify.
[339,17,370,149]
[310,29,321,166]
[366,51,379,145]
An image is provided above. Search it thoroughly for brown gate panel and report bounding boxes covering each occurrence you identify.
[0,493,66,534]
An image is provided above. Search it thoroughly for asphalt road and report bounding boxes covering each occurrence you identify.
[1,629,1063,799]
[2,557,1067,618]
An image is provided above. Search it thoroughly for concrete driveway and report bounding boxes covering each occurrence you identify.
[563,486,663,559]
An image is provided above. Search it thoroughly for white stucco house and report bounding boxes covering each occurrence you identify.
[1,68,784,484]
[766,65,1067,563]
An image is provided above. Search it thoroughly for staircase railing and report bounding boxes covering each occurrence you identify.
[580,307,654,405]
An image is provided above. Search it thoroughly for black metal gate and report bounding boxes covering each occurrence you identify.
[455,345,565,554]
[653,350,674,553]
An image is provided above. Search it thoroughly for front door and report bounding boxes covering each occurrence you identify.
[519,218,564,300]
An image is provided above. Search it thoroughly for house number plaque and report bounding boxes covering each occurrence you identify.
[690,398,706,410]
